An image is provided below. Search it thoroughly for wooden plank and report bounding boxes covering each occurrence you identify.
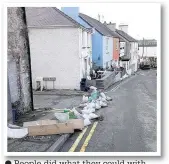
[27,122,74,136]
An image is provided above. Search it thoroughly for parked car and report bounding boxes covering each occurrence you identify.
[140,57,151,70]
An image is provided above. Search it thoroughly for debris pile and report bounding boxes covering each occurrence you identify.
[7,86,112,139]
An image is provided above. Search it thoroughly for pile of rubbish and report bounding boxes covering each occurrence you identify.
[7,86,112,139]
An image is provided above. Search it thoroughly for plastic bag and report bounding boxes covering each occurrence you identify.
[54,112,69,123]
[90,90,98,100]
[84,118,91,127]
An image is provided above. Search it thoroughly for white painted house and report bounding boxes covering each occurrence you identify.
[26,7,92,90]
[116,24,139,74]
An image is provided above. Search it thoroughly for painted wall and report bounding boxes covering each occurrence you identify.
[92,31,103,68]
[113,38,120,61]
[28,27,82,90]
[61,7,104,69]
[103,36,113,69]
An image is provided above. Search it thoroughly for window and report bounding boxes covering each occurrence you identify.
[82,31,87,47]
[106,37,109,53]
[87,33,91,48]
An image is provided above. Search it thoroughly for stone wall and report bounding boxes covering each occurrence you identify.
[8,7,33,115]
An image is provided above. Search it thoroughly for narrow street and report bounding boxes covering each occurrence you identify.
[59,69,157,152]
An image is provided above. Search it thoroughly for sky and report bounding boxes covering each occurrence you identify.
[56,3,160,40]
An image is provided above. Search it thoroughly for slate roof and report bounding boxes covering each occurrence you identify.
[106,27,125,41]
[79,13,116,37]
[25,7,91,32]
[138,39,157,47]
[116,29,137,42]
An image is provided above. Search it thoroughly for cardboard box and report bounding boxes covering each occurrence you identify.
[68,119,84,130]
[23,120,74,136]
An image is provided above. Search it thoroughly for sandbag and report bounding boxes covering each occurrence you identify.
[79,103,88,108]
[90,86,97,90]
[82,114,91,119]
[100,92,106,99]
[99,101,108,107]
[89,113,99,119]
[83,106,88,111]
[71,108,82,119]
[101,97,108,103]
[84,118,91,127]
[7,127,28,138]
[82,95,88,103]
[88,102,96,109]
[95,101,101,109]
[106,96,112,101]
[81,108,95,114]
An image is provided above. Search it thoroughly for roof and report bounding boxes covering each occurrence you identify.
[106,27,125,41]
[25,7,91,32]
[116,29,137,42]
[79,13,115,37]
[138,39,157,47]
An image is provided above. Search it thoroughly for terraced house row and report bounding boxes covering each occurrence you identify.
[25,7,139,90]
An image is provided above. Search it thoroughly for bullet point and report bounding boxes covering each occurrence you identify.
[5,160,11,164]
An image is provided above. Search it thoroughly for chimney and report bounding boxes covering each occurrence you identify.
[101,15,104,23]
[61,7,79,21]
[119,24,128,33]
[98,14,100,22]
[107,22,116,31]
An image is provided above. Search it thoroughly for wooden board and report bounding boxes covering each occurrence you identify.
[23,120,74,136]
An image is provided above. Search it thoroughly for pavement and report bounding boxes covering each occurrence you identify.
[8,69,157,152]
[59,69,157,152]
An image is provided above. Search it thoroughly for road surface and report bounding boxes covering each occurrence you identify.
[58,69,157,152]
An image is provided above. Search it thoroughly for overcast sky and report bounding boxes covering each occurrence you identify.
[56,3,160,40]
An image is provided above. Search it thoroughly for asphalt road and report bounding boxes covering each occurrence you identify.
[59,69,157,152]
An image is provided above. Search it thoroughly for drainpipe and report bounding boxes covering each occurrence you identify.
[142,37,144,58]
